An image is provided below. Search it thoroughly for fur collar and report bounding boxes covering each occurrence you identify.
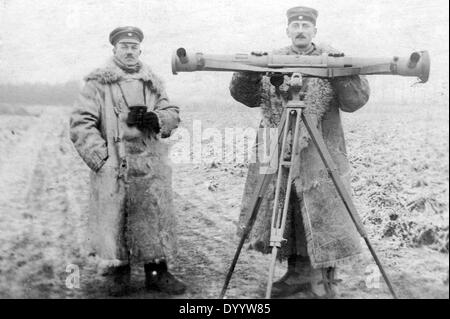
[273,43,339,56]
[84,58,165,93]
[274,43,322,56]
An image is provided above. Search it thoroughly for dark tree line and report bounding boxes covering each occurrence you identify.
[0,81,81,106]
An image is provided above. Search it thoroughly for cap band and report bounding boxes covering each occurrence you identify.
[288,15,316,26]
[114,35,141,45]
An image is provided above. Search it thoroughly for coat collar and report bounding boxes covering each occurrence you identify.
[275,43,322,56]
[84,58,164,92]
[289,43,317,55]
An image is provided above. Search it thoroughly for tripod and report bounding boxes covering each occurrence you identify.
[219,73,397,299]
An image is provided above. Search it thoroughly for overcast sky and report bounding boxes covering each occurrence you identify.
[0,0,448,94]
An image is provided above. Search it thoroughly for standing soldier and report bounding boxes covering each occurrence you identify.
[70,26,186,296]
[230,7,370,298]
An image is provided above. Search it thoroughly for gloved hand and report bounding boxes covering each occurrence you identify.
[241,51,268,82]
[119,112,143,140]
[126,105,147,127]
[239,71,262,82]
[139,111,161,134]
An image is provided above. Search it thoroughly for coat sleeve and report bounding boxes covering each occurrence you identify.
[331,75,370,112]
[229,72,263,108]
[152,87,180,138]
[69,80,108,172]
[315,43,370,113]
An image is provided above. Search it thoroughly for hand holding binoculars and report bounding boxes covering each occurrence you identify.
[126,105,161,134]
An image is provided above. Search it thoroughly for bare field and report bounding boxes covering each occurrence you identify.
[0,99,448,299]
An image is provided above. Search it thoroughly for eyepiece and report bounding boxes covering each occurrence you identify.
[408,51,421,68]
[177,47,186,58]
[176,48,189,64]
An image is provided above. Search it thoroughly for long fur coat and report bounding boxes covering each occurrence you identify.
[230,44,371,268]
[70,59,180,271]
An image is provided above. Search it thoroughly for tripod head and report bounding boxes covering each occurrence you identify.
[289,73,303,88]
[285,73,305,108]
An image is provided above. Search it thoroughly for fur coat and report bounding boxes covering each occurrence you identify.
[229,44,371,268]
[70,58,180,271]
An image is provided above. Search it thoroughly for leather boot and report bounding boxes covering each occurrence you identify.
[106,264,131,297]
[310,267,341,299]
[272,255,312,298]
[144,259,187,295]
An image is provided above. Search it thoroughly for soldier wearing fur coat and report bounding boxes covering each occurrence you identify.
[70,26,185,296]
[230,7,370,298]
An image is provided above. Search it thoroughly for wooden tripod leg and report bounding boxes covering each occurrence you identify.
[301,112,398,299]
[219,111,287,299]
[266,108,302,299]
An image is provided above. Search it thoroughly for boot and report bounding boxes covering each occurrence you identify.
[144,259,187,295]
[271,255,312,298]
[106,264,131,297]
[310,267,341,299]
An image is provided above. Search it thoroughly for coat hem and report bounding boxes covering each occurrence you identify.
[301,189,363,270]
[309,251,364,269]
[96,258,129,275]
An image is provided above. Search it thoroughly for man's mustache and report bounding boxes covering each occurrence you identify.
[296,34,307,39]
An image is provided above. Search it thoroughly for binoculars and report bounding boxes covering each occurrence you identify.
[126,105,148,127]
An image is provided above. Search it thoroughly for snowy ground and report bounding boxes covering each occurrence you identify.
[0,100,448,299]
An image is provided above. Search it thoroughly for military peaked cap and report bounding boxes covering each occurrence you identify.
[286,6,319,26]
[109,26,144,45]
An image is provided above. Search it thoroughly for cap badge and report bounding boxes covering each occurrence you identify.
[127,32,133,36]
[298,15,303,19]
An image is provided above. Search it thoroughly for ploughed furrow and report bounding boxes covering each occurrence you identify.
[0,107,89,298]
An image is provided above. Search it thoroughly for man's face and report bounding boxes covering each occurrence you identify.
[113,41,141,65]
[286,21,317,49]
